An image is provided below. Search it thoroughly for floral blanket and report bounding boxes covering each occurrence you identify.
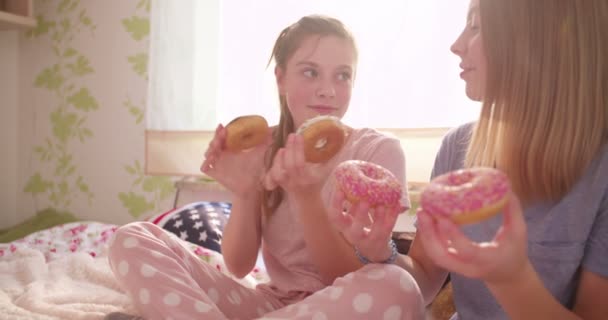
[0,222,268,320]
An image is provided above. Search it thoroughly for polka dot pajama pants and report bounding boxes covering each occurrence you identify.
[108,222,424,320]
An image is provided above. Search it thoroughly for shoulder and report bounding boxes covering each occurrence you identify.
[431,122,475,179]
[442,122,475,148]
[348,127,404,159]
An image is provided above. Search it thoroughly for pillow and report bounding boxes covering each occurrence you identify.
[147,202,231,253]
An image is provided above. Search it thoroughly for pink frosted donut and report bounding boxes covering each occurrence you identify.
[420,167,511,224]
[334,160,402,208]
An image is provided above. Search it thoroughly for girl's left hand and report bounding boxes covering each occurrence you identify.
[263,133,329,195]
[416,192,530,285]
[328,189,403,263]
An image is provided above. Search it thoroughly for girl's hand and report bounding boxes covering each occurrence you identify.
[201,124,271,197]
[416,192,529,285]
[328,189,403,263]
[263,134,330,196]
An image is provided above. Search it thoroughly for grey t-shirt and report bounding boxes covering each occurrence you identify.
[431,123,608,320]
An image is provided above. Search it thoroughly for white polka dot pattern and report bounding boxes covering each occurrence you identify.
[123,237,138,248]
[400,273,414,292]
[227,290,242,305]
[118,261,129,276]
[352,293,373,313]
[257,307,267,316]
[366,268,387,280]
[207,288,220,304]
[383,305,402,320]
[140,264,156,278]
[194,300,212,313]
[163,292,181,306]
[139,288,150,305]
[312,311,328,320]
[328,286,344,300]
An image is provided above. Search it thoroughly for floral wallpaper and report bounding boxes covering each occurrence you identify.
[18,0,174,225]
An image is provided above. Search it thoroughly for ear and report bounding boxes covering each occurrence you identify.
[275,66,285,94]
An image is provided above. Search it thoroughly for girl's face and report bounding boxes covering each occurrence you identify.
[276,35,356,129]
[451,0,487,101]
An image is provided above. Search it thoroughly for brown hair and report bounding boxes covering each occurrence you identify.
[261,15,357,219]
[466,0,608,203]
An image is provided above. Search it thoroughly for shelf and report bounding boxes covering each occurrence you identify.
[0,10,36,30]
[0,0,35,30]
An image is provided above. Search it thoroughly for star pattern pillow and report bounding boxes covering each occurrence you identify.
[147,202,231,253]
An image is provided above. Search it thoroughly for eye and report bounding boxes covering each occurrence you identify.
[337,71,352,81]
[303,68,318,78]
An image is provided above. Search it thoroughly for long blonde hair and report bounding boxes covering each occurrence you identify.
[261,15,357,218]
[466,0,608,203]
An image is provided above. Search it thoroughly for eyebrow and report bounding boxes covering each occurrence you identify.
[295,61,353,72]
[467,5,479,22]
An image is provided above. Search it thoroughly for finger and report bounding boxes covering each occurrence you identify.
[208,125,224,152]
[263,172,277,190]
[349,201,371,240]
[367,206,396,242]
[293,134,306,166]
[264,149,286,190]
[283,134,297,173]
[418,211,479,275]
[218,124,227,149]
[437,218,478,262]
[200,152,218,173]
[416,210,452,263]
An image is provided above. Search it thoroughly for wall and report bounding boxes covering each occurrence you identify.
[11,0,174,228]
[4,0,447,230]
[0,31,19,228]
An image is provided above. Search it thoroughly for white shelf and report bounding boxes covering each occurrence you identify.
[0,10,35,30]
[0,0,35,30]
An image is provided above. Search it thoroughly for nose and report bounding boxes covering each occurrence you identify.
[316,78,336,98]
[450,32,465,57]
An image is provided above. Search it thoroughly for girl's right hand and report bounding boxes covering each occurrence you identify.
[200,124,271,197]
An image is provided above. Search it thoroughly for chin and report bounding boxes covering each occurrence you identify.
[465,87,483,102]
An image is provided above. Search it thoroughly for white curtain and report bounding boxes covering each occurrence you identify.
[146,0,479,178]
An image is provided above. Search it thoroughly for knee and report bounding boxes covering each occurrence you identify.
[108,222,159,262]
[360,264,424,309]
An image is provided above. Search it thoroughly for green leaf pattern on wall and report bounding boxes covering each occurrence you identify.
[119,1,174,218]
[119,161,174,218]
[25,0,95,209]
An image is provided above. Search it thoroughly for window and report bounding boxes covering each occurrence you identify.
[147,0,479,181]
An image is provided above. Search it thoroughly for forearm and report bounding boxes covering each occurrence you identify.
[487,261,581,320]
[221,192,262,278]
[294,192,363,284]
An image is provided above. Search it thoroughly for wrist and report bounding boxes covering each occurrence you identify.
[486,259,535,290]
[355,240,398,264]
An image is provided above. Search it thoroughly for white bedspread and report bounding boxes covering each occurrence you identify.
[0,248,137,320]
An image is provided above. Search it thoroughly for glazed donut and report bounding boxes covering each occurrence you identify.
[420,167,511,225]
[333,160,403,208]
[224,115,270,152]
[297,115,346,163]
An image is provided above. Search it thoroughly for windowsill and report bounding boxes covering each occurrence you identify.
[146,127,448,183]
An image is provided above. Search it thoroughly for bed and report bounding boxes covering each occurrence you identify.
[0,202,268,320]
[0,196,454,320]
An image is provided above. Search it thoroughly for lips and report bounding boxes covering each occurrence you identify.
[309,105,336,114]
[460,63,475,78]
[460,67,475,79]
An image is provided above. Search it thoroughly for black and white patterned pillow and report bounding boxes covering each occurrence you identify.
[148,202,231,253]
